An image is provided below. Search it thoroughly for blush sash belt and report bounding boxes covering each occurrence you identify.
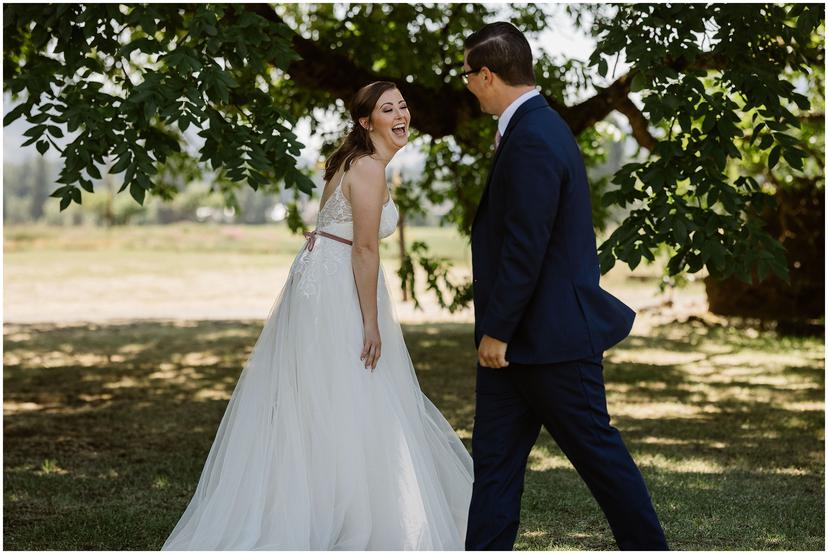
[303,229,354,251]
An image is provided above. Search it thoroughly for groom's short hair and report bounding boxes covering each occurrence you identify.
[464,22,535,87]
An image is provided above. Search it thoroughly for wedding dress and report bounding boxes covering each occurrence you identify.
[162,170,473,550]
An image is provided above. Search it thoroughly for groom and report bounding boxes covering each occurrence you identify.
[464,22,668,550]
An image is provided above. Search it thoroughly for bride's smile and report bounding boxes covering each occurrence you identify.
[363,88,411,152]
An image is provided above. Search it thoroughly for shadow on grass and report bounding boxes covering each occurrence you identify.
[3,319,824,550]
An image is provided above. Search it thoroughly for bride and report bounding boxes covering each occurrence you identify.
[162,81,473,550]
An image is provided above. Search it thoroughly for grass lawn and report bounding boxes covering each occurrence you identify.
[3,223,479,324]
[4,222,706,326]
[2,222,472,264]
[3,223,823,549]
[3,317,824,550]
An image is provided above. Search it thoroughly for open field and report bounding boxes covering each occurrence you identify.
[4,222,706,326]
[3,223,824,549]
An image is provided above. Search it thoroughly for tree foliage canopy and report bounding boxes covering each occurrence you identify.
[4,3,313,208]
[4,3,824,307]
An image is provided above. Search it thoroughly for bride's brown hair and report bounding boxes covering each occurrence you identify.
[323,81,398,183]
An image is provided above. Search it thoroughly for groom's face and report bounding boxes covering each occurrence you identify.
[463,50,493,115]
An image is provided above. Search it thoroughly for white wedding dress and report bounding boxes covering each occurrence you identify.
[162,170,474,550]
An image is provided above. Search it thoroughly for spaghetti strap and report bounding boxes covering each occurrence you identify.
[334,167,348,201]
[319,169,347,214]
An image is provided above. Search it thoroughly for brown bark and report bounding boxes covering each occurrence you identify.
[704,182,825,334]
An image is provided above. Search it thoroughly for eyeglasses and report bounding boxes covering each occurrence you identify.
[460,68,481,84]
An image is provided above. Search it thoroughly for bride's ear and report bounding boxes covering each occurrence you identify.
[359,117,371,132]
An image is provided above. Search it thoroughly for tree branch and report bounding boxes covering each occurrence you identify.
[245,3,478,139]
[245,4,792,155]
[563,73,636,137]
[616,97,658,151]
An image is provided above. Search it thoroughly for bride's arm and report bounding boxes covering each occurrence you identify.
[347,157,388,370]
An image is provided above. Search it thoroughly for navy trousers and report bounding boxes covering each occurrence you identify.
[465,354,668,550]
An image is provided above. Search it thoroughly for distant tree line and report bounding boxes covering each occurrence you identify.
[3,156,291,226]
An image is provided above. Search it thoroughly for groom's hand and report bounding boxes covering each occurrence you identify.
[478,335,509,368]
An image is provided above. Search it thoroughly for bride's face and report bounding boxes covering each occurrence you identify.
[363,88,411,151]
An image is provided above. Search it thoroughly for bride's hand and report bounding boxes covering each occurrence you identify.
[361,322,381,371]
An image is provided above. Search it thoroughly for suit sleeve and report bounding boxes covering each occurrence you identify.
[480,133,563,344]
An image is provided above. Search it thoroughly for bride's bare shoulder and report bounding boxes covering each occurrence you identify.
[348,155,385,178]
[344,155,386,201]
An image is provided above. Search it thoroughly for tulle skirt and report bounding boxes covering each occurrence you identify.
[162,224,473,550]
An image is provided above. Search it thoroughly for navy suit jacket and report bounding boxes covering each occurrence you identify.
[471,94,636,365]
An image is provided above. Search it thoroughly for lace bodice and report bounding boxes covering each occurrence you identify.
[316,171,398,239]
[293,171,399,299]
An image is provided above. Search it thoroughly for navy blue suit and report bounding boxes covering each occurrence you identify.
[466,95,668,550]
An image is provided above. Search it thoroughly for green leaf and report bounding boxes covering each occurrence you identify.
[767,145,781,169]
[782,148,804,171]
[129,182,146,205]
[86,163,102,180]
[678,111,691,132]
[687,252,704,273]
[627,249,642,271]
[50,186,66,198]
[4,103,30,126]
[128,88,156,105]
[124,161,136,187]
[796,9,814,35]
[22,135,40,147]
[707,239,726,267]
[769,257,791,284]
[672,218,687,244]
[144,100,156,121]
[790,92,810,111]
[748,123,767,146]
[630,72,647,93]
[666,250,683,275]
[78,179,94,193]
[36,140,49,154]
[701,114,716,133]
[28,112,50,124]
[70,186,82,205]
[23,124,47,138]
[598,251,616,274]
[110,154,131,174]
[597,57,608,78]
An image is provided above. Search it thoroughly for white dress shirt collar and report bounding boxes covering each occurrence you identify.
[497,89,541,137]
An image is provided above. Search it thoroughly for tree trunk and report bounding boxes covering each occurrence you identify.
[704,182,824,335]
